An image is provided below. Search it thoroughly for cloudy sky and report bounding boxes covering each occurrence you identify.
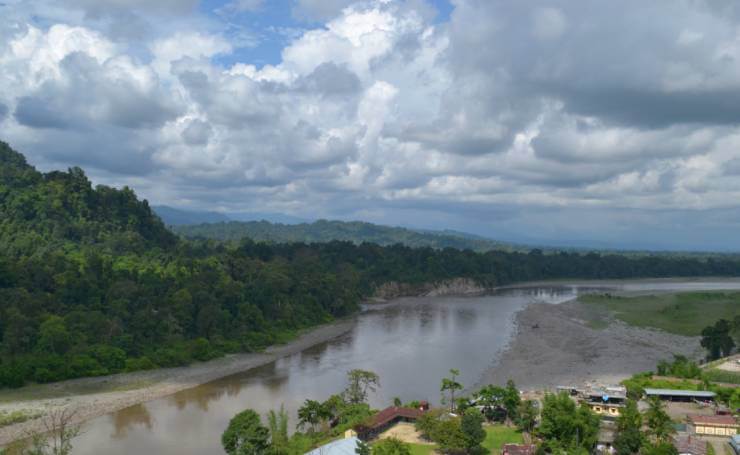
[3,0,740,251]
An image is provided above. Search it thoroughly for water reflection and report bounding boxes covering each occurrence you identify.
[69,281,740,455]
[111,404,153,439]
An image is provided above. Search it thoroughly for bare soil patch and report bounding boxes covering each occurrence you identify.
[479,300,703,391]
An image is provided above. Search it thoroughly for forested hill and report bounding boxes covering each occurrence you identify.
[170,219,516,252]
[3,141,740,388]
[0,141,176,256]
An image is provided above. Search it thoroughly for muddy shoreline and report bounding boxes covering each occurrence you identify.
[0,318,357,447]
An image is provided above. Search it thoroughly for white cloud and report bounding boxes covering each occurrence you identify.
[4,0,740,249]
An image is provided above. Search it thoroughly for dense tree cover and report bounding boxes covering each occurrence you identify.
[655,355,702,379]
[221,409,270,455]
[536,392,600,453]
[700,318,737,360]
[4,141,740,387]
[171,219,516,253]
[613,399,644,455]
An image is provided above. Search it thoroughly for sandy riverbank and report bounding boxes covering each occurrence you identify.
[480,299,704,391]
[0,318,356,447]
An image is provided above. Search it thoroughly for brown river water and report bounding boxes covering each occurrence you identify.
[69,280,740,454]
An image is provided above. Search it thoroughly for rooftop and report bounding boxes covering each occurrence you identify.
[688,414,738,427]
[673,433,707,455]
[501,443,537,455]
[305,437,360,455]
[643,388,716,398]
[368,407,424,430]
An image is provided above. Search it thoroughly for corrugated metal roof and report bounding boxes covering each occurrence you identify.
[688,414,738,426]
[305,437,360,455]
[643,388,716,397]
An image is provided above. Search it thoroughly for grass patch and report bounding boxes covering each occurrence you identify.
[482,425,524,452]
[0,409,42,427]
[408,443,436,455]
[702,368,740,385]
[579,291,740,336]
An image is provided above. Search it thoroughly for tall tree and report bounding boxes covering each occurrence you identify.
[644,397,674,444]
[516,400,538,434]
[613,399,643,455]
[221,409,270,455]
[344,369,380,404]
[461,408,486,453]
[503,379,521,423]
[441,369,463,413]
[297,399,325,432]
[700,319,736,360]
[267,406,289,455]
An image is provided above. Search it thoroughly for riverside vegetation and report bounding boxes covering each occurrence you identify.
[219,367,685,455]
[4,140,740,388]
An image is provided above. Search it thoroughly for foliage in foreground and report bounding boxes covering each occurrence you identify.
[536,392,600,453]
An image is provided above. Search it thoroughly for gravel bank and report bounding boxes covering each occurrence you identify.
[0,318,356,447]
[479,299,703,391]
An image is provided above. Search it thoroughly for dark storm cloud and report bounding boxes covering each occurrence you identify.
[555,86,740,128]
[14,96,72,129]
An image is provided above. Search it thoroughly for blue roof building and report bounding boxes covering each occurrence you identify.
[305,437,360,455]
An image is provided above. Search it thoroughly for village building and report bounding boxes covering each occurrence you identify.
[354,403,428,441]
[673,433,707,455]
[687,414,739,437]
[501,443,537,455]
[643,388,716,403]
[584,386,626,418]
[305,435,360,455]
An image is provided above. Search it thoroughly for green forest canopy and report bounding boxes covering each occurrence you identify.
[3,140,740,387]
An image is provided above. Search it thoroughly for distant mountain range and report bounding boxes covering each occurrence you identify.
[153,206,309,226]
[154,207,740,258]
[165,218,520,252]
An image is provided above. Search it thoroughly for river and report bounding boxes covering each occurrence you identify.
[69,280,740,454]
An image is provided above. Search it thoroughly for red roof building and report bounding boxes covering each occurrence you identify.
[688,414,738,437]
[355,406,425,440]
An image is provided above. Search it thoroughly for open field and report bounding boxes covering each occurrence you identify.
[579,291,740,336]
[396,425,523,455]
[482,425,524,452]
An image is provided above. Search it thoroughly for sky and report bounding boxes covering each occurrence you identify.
[2,0,740,251]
